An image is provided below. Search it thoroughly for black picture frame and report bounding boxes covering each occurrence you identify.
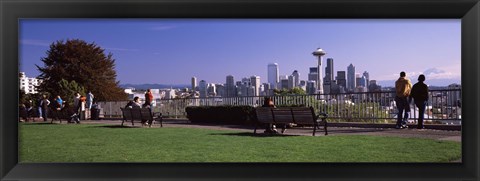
[1,0,479,180]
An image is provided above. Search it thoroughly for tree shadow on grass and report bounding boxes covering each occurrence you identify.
[93,125,141,129]
[20,122,64,126]
[210,132,300,137]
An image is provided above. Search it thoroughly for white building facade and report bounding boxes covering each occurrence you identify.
[19,72,42,94]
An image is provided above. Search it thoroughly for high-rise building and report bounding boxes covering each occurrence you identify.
[280,79,289,90]
[226,75,235,97]
[250,75,261,96]
[207,83,216,97]
[292,70,300,87]
[288,75,295,89]
[363,71,370,88]
[199,80,207,98]
[19,72,42,94]
[268,63,279,89]
[359,75,367,87]
[306,80,316,95]
[323,58,334,94]
[191,77,197,90]
[347,63,356,92]
[325,58,334,83]
[336,71,347,92]
[308,67,318,82]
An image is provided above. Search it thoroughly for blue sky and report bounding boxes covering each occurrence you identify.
[20,19,461,86]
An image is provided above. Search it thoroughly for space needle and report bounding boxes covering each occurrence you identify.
[312,48,326,95]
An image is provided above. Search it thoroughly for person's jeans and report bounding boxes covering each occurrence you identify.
[41,108,48,122]
[415,101,427,128]
[395,96,409,126]
[38,107,42,118]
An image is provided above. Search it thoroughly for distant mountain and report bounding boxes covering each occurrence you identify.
[377,78,460,88]
[120,84,190,90]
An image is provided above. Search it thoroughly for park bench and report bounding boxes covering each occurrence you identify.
[120,107,163,127]
[254,106,328,136]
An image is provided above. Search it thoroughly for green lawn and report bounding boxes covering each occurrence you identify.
[19,123,461,162]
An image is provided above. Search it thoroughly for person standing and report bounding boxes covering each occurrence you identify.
[86,91,94,119]
[410,74,429,129]
[73,92,81,114]
[37,95,43,120]
[40,94,50,122]
[395,71,412,129]
[144,89,153,107]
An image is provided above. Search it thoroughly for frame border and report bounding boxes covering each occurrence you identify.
[1,0,479,180]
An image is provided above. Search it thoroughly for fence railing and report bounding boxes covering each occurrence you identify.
[98,88,461,125]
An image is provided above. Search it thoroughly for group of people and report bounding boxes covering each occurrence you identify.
[22,91,95,123]
[125,89,154,109]
[395,71,429,129]
[124,89,154,126]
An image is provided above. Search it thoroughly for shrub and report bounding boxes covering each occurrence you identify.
[185,106,256,125]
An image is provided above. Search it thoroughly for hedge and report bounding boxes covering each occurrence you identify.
[185,106,256,125]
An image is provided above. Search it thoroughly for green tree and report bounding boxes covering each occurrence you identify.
[57,79,86,106]
[36,39,128,101]
[274,87,306,96]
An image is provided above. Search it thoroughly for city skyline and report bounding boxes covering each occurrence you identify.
[20,19,461,86]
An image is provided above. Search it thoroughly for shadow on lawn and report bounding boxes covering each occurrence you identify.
[210,132,300,137]
[93,125,141,129]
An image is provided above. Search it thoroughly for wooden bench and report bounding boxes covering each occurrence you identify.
[254,106,328,136]
[120,107,163,127]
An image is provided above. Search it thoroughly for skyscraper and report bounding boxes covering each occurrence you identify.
[199,80,207,98]
[226,75,235,97]
[288,75,295,89]
[336,71,347,92]
[363,71,370,88]
[347,63,356,92]
[324,58,334,94]
[191,77,197,91]
[268,63,279,89]
[250,75,260,96]
[308,67,318,82]
[292,70,300,87]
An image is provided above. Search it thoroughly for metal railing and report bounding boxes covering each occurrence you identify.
[98,88,461,125]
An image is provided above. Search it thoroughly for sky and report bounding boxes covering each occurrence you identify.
[19,19,461,87]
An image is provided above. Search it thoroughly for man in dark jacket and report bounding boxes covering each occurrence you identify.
[410,74,429,129]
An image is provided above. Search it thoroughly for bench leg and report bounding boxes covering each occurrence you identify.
[324,120,328,135]
[281,124,287,134]
[159,117,163,127]
[253,122,258,134]
[121,119,124,126]
[312,123,317,136]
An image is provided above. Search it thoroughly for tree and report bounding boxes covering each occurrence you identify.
[57,79,86,106]
[36,39,128,101]
[274,87,306,96]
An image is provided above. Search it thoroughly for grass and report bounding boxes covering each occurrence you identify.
[19,122,461,162]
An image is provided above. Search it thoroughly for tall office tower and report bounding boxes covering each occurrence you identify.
[268,63,279,89]
[306,80,317,95]
[281,79,289,90]
[299,80,307,91]
[347,63,356,92]
[292,70,300,87]
[336,71,347,92]
[215,84,225,97]
[355,74,362,89]
[287,75,295,89]
[250,75,261,96]
[312,48,326,94]
[191,77,197,91]
[199,80,207,98]
[263,83,271,96]
[324,58,334,83]
[226,75,235,97]
[308,67,318,82]
[207,83,216,97]
[359,75,367,87]
[363,71,370,88]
